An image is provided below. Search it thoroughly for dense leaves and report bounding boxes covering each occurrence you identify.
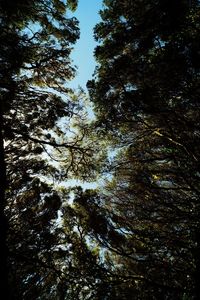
[86,0,200,299]
[1,0,200,299]
[0,0,100,298]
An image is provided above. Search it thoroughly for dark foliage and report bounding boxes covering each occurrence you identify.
[86,0,200,299]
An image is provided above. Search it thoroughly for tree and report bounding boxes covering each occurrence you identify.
[0,0,90,297]
[87,0,200,298]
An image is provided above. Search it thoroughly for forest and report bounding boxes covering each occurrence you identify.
[0,0,200,299]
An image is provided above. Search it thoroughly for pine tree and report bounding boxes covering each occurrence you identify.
[87,0,200,298]
[0,0,87,297]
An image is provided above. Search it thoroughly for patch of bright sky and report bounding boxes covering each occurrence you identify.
[68,0,103,89]
[60,1,104,190]
[63,178,98,189]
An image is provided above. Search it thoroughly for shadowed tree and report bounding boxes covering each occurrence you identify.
[0,0,87,297]
[86,0,200,298]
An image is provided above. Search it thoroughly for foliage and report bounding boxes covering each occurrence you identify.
[0,0,102,298]
[1,0,200,299]
[86,0,200,299]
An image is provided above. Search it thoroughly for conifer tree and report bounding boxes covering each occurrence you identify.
[87,0,200,298]
[0,0,89,297]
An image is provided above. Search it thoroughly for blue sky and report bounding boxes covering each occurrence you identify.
[64,1,103,190]
[68,0,103,89]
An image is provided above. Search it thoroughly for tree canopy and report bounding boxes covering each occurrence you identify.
[86,0,200,298]
[0,0,200,299]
